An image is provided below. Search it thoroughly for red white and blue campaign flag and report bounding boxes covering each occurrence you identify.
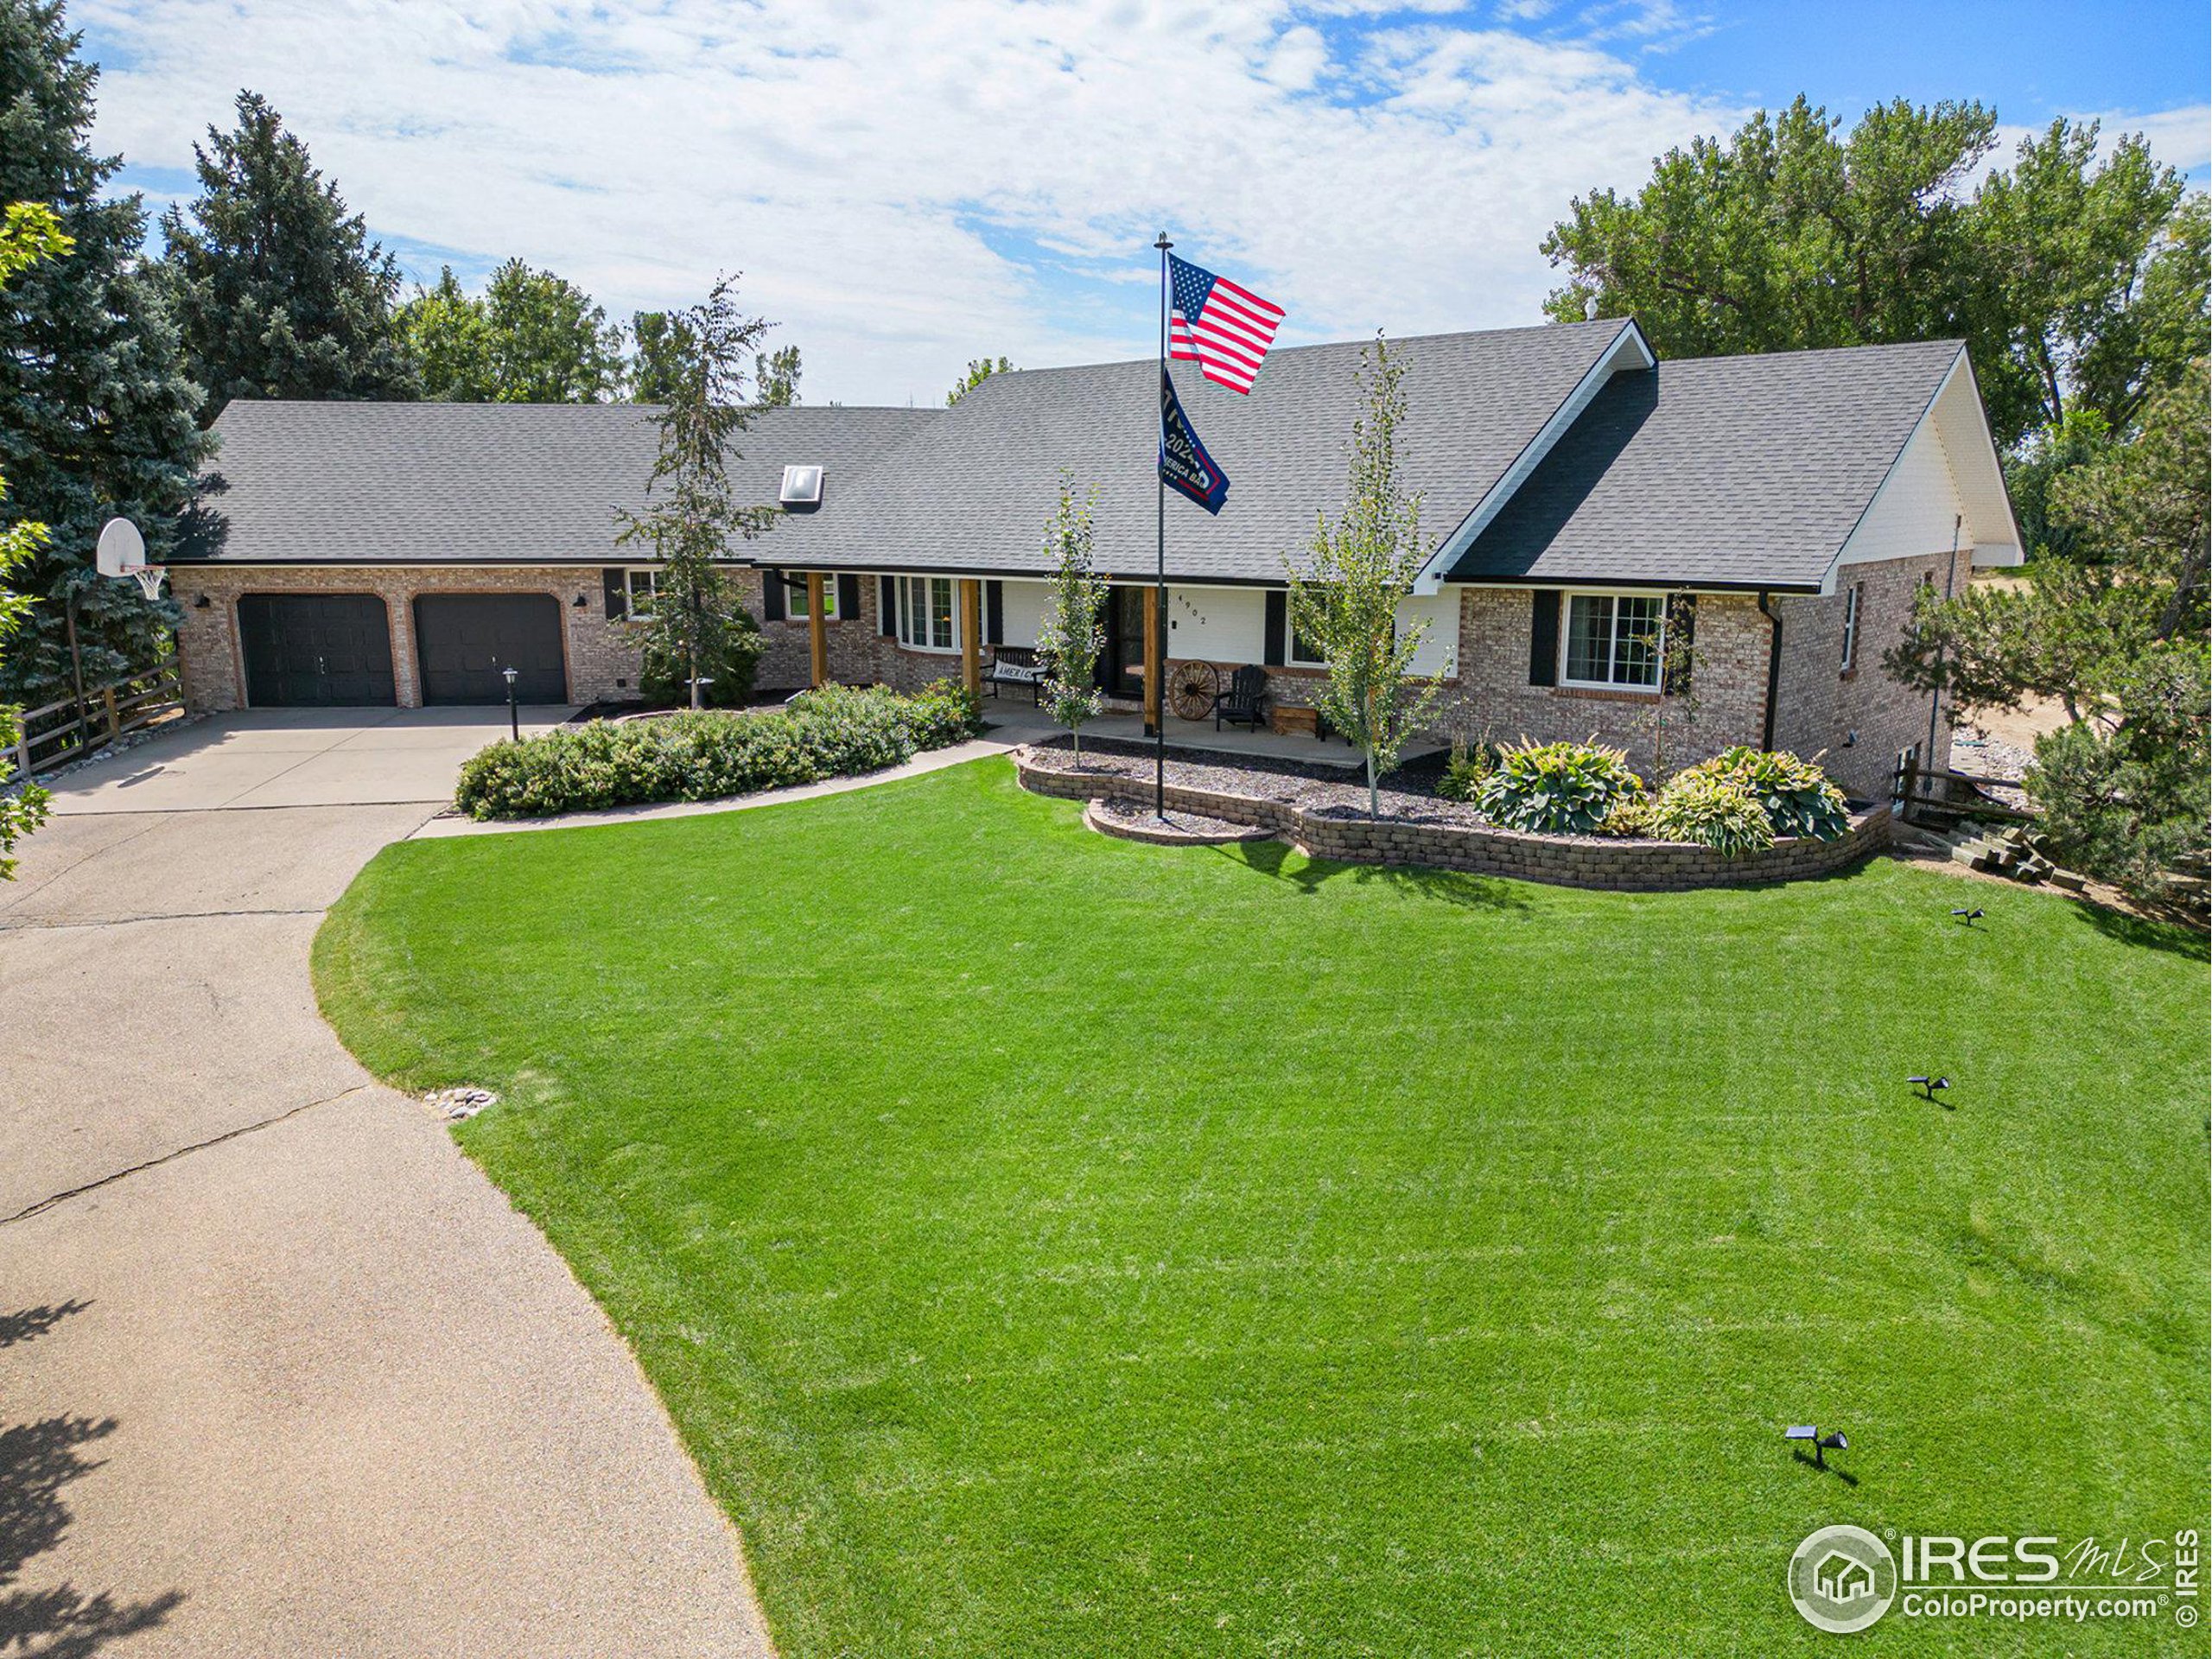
[1159,369,1229,515]
[1168,253,1285,394]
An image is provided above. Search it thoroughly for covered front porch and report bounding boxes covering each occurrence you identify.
[974,699,1443,772]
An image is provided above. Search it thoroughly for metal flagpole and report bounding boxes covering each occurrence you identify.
[1154,230,1171,819]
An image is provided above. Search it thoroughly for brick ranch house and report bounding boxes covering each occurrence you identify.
[169,316,2020,801]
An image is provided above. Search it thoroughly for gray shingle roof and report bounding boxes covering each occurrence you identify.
[1445,338,1965,591]
[181,325,1968,594]
[760,319,1630,582]
[184,401,938,565]
[181,321,1632,584]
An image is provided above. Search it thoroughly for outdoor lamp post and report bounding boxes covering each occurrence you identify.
[502,664,519,741]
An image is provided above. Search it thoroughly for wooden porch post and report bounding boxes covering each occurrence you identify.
[806,572,829,688]
[959,578,982,697]
[1142,587,1161,733]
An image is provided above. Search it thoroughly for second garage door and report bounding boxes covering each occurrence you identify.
[413,594,567,705]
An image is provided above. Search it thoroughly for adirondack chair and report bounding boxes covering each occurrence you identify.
[1212,664,1270,732]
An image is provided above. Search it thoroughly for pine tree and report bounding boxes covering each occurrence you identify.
[158,91,418,423]
[0,0,210,706]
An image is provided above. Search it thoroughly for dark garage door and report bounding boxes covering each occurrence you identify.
[414,594,567,705]
[238,594,397,707]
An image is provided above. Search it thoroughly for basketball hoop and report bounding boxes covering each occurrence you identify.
[96,517,166,601]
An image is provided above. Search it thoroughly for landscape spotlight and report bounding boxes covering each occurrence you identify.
[1786,1425,1848,1470]
[1950,906,1985,925]
[1908,1075,1950,1101]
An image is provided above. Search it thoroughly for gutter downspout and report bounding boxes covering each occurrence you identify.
[1925,514,1962,768]
[1757,588,1783,750]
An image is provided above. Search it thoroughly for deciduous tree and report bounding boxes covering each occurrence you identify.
[1287,334,1441,819]
[945,355,1013,405]
[1033,472,1107,767]
[1542,97,2201,452]
[399,259,624,403]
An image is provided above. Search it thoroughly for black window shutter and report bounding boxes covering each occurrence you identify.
[879,575,896,636]
[1663,594,1696,696]
[760,567,785,623]
[837,573,861,620]
[1528,590,1560,686]
[602,568,627,619]
[985,581,1004,645]
[1263,589,1287,666]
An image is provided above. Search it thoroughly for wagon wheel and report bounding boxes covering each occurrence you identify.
[1167,660,1221,721]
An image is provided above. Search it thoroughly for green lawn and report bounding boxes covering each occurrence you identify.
[315,759,2209,1657]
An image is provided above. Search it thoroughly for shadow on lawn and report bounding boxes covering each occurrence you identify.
[2075,903,2209,963]
[1791,1448,1861,1488]
[1224,840,1531,912]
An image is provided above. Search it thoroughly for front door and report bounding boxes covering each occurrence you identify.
[1102,585,1147,700]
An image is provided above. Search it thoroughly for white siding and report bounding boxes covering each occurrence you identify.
[1167,586,1268,663]
[1836,400,1969,570]
[1398,593,1460,678]
[995,579,1048,648]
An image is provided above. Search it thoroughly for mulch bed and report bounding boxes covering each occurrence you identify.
[1029,734,1481,827]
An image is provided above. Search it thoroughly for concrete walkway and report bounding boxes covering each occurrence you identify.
[0,709,774,1656]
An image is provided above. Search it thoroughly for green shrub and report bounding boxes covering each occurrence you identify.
[454,683,975,820]
[1651,772,1777,856]
[904,677,984,747]
[1472,740,1643,836]
[1596,792,1658,838]
[636,604,764,709]
[1677,746,1849,840]
[1437,739,1501,804]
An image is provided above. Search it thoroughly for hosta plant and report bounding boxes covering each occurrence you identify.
[1651,772,1777,856]
[1473,740,1643,836]
[1676,747,1850,840]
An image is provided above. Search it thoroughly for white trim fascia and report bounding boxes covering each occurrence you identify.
[1818,346,2024,594]
[1411,318,1657,596]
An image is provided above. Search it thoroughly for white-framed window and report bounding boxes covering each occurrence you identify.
[1560,590,1664,690]
[624,568,658,621]
[1840,582,1863,672]
[785,574,838,622]
[896,575,957,652]
[1288,620,1326,668]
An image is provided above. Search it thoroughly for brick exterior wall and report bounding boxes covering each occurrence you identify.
[1769,550,1964,800]
[1421,587,1771,778]
[168,564,969,712]
[1015,747,1891,892]
[172,560,1957,803]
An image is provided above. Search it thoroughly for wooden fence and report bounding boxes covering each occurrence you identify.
[1892,746,2037,828]
[10,664,182,779]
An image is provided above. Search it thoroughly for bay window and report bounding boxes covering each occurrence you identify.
[896,575,957,651]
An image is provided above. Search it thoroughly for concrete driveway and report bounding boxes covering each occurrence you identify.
[0,710,774,1656]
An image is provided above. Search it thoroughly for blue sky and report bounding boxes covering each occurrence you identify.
[79,1,2209,405]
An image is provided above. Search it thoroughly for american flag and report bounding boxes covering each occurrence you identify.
[1168,253,1285,395]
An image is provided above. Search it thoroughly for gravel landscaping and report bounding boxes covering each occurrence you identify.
[1025,733,1498,828]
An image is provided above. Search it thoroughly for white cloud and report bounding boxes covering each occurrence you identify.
[79,0,1745,404]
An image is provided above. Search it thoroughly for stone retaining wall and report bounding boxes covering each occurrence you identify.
[1015,749,1890,892]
